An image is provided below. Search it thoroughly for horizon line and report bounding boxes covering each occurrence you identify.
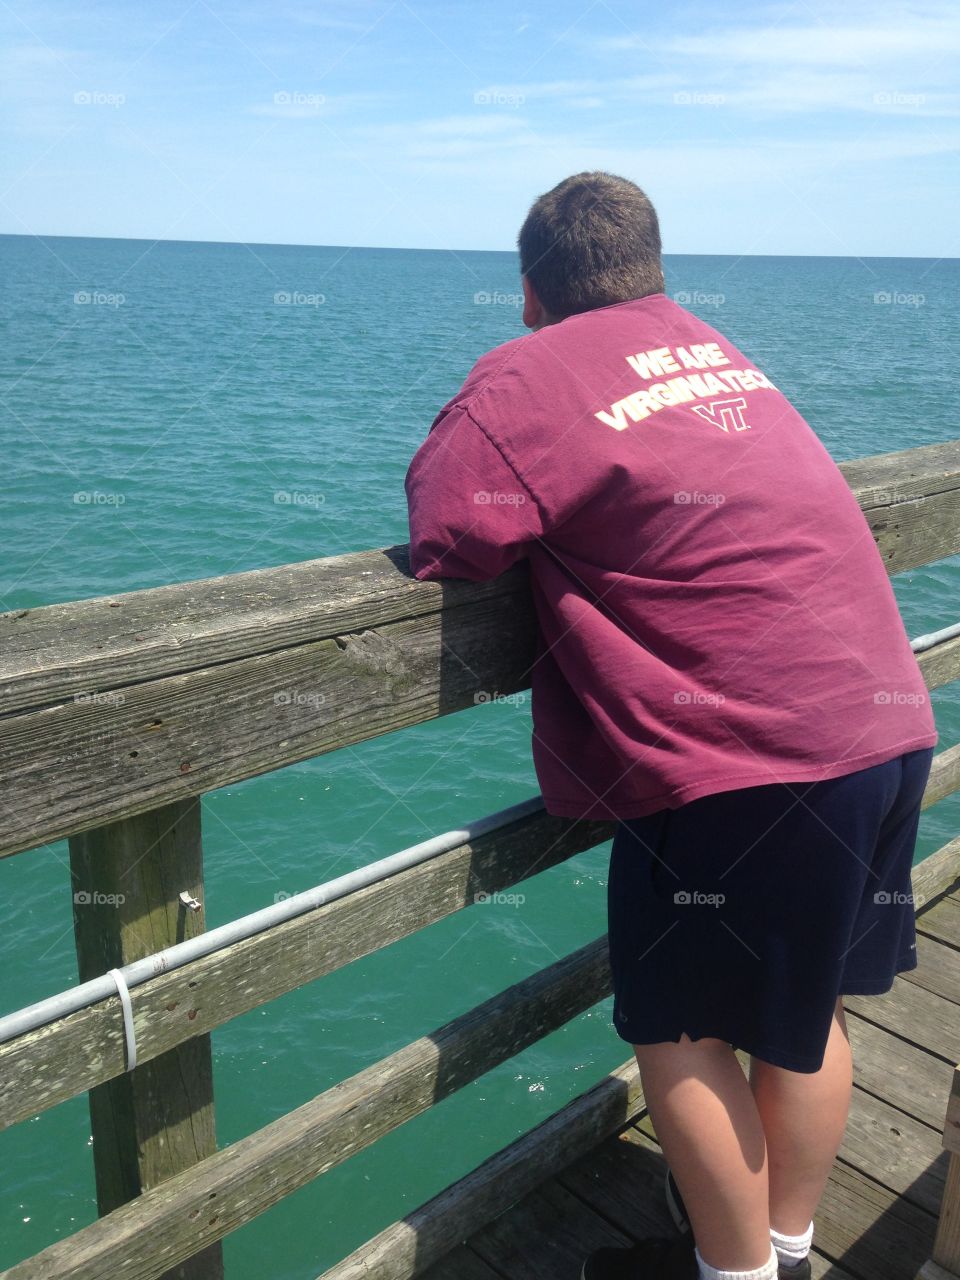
[0,230,955,262]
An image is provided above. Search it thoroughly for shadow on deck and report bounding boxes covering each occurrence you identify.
[420,889,960,1280]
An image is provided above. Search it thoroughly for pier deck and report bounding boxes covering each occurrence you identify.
[422,889,960,1280]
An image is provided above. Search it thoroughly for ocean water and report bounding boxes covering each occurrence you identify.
[1,236,958,1277]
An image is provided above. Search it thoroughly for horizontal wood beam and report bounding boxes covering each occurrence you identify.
[3,441,958,720]
[321,1058,644,1280]
[0,937,612,1280]
[1,592,958,866]
[2,790,955,1135]
[0,808,614,1130]
[912,836,960,912]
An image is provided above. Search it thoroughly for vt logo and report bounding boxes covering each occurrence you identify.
[691,396,752,433]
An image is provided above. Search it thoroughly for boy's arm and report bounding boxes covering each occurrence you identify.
[404,404,546,582]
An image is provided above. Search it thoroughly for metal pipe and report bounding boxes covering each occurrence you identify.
[3,617,956,1048]
[911,620,960,653]
[0,794,545,1045]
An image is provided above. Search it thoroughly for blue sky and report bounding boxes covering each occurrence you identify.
[2,0,958,256]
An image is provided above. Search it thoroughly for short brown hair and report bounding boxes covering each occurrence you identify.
[518,171,664,320]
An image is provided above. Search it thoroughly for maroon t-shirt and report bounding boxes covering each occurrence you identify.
[404,293,937,820]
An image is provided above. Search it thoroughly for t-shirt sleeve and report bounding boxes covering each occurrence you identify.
[404,405,546,581]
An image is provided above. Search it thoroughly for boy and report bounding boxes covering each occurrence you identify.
[404,172,936,1280]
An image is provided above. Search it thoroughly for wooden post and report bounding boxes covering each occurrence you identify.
[69,798,224,1280]
[924,1064,960,1278]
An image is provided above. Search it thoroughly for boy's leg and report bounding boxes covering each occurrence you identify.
[749,996,853,1235]
[633,1033,773,1271]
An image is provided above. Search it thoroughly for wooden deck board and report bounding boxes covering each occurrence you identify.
[420,1245,506,1280]
[843,974,960,1065]
[469,1181,631,1280]
[844,1008,955,1129]
[915,892,960,950]
[435,905,956,1280]
[900,932,960,1005]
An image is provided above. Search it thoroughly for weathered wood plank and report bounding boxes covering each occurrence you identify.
[0,615,954,871]
[917,894,960,952]
[3,440,956,719]
[945,1066,960,1158]
[419,1247,504,1280]
[69,800,222,1280]
[916,1259,960,1280]
[932,1150,960,1274]
[1,443,958,865]
[322,1059,644,1280]
[469,1180,632,1280]
[0,546,528,715]
[901,933,960,1007]
[843,977,960,1066]
[0,593,538,861]
[843,1007,957,1130]
[924,744,960,812]
[0,937,612,1280]
[0,809,613,1130]
[914,840,960,915]
[841,439,960,509]
[559,1116,688,1241]
[918,636,960,698]
[791,1155,936,1279]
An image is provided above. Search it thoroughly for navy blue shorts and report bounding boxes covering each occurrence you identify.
[607,746,934,1073]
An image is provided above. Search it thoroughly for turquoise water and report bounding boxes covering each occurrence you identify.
[1,236,958,1276]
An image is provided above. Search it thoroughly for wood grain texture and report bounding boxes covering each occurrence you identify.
[2,440,959,862]
[68,801,222,1280]
[0,809,613,1129]
[0,938,611,1280]
[322,1060,644,1280]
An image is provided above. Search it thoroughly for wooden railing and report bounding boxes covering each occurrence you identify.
[1,438,959,1280]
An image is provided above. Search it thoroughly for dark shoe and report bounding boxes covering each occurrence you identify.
[581,1233,698,1280]
[663,1167,813,1280]
[776,1262,812,1280]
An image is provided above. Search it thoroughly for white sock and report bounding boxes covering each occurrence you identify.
[770,1220,814,1267]
[695,1243,779,1280]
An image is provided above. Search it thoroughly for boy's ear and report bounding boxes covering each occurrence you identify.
[521,275,544,330]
